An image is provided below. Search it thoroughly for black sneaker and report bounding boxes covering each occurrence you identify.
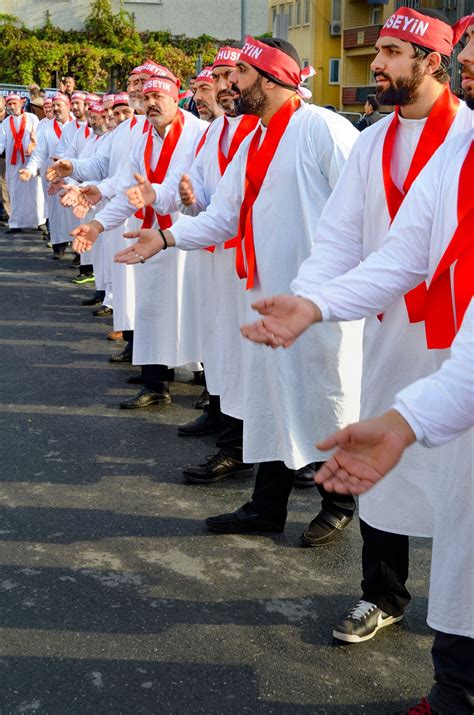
[183,450,254,484]
[333,600,403,643]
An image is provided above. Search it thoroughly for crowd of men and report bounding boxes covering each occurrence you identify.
[0,7,472,714]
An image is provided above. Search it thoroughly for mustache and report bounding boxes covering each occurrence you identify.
[374,72,390,81]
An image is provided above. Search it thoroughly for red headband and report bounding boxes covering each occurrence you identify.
[86,93,101,104]
[131,61,181,89]
[6,93,21,103]
[143,78,179,101]
[212,46,241,69]
[102,93,115,104]
[71,91,87,102]
[380,7,472,55]
[195,67,214,85]
[43,97,52,106]
[113,92,129,108]
[52,92,71,106]
[88,101,104,114]
[239,35,315,98]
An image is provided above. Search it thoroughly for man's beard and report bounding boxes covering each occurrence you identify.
[376,59,424,106]
[465,93,474,110]
[129,95,144,113]
[234,76,269,116]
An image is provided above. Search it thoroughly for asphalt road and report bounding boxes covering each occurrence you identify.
[0,228,434,714]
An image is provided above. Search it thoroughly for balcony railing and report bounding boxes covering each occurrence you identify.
[343,25,382,49]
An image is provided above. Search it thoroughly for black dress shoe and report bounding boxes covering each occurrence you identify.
[119,385,171,409]
[195,387,210,410]
[294,462,322,488]
[51,250,65,259]
[110,347,133,363]
[178,412,219,437]
[5,227,23,234]
[301,509,353,547]
[82,291,105,306]
[205,503,284,533]
[183,450,253,484]
[93,306,113,317]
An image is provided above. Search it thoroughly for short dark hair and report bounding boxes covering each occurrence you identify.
[252,37,302,90]
[366,94,379,111]
[410,8,451,84]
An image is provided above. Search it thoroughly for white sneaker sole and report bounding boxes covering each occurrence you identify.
[333,614,404,643]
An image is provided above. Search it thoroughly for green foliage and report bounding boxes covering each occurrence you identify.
[0,0,223,90]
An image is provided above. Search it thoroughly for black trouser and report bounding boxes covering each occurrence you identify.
[78,263,93,275]
[122,330,133,348]
[52,241,68,253]
[141,364,169,391]
[249,460,356,524]
[429,631,474,714]
[206,394,245,462]
[360,519,410,617]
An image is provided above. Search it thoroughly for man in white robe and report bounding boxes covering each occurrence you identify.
[241,20,474,715]
[21,92,76,258]
[114,37,361,531]
[240,8,474,644]
[0,93,45,233]
[71,72,207,406]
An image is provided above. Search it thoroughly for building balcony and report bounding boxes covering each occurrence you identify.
[342,85,376,105]
[343,25,382,50]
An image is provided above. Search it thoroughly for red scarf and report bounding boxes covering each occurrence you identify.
[204,115,259,254]
[9,114,27,165]
[424,139,473,349]
[218,115,259,175]
[76,120,91,139]
[195,125,210,157]
[53,119,64,140]
[135,110,185,229]
[382,85,460,322]
[234,95,300,289]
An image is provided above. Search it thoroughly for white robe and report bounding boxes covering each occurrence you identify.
[171,102,362,468]
[303,130,474,637]
[174,114,255,414]
[292,102,474,536]
[26,119,78,245]
[0,112,45,229]
[95,111,208,366]
[56,119,91,159]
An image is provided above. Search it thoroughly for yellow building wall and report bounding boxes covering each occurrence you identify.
[268,0,342,109]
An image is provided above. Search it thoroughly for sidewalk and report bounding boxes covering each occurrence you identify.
[0,228,434,714]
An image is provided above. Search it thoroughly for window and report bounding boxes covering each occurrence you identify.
[295,0,301,25]
[288,2,293,27]
[329,58,341,85]
[331,0,341,22]
[272,6,277,25]
[372,4,382,25]
[280,3,286,13]
[303,0,310,24]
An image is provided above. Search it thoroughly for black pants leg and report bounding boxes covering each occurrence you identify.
[250,461,295,523]
[360,519,411,616]
[205,394,222,424]
[428,631,474,715]
[141,364,169,392]
[317,484,356,516]
[216,411,246,462]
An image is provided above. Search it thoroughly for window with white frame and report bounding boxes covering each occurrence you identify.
[295,0,301,26]
[331,0,341,22]
[287,2,293,27]
[304,0,310,24]
[329,58,341,85]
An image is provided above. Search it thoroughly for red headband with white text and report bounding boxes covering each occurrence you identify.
[143,78,179,101]
[195,67,214,85]
[212,46,241,69]
[380,7,473,55]
[239,35,315,98]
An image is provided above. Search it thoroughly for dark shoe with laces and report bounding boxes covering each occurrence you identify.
[82,291,105,306]
[301,508,353,547]
[110,346,133,363]
[333,600,404,644]
[205,503,284,533]
[93,305,113,317]
[119,385,171,409]
[178,412,219,437]
[183,450,253,484]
